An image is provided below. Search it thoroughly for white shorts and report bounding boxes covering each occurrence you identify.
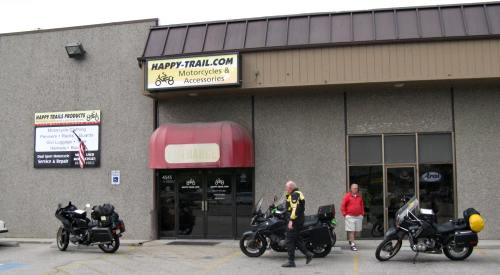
[345,215,363,232]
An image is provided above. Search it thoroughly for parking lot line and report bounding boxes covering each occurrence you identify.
[195,250,240,275]
[353,253,359,275]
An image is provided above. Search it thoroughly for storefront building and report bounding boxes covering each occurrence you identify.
[0,2,499,240]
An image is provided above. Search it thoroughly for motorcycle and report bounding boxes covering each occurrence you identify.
[240,195,336,258]
[55,202,126,253]
[375,196,484,262]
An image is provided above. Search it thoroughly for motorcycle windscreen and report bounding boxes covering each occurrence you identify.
[395,196,419,225]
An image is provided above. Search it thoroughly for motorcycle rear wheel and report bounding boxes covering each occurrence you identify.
[56,227,69,251]
[306,242,332,258]
[240,234,267,257]
[443,240,473,261]
[98,235,120,253]
[375,238,402,261]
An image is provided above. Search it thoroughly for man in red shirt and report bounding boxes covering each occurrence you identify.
[341,183,365,251]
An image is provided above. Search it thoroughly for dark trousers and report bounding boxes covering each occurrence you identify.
[286,221,309,262]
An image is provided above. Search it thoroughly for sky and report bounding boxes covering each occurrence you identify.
[0,0,494,34]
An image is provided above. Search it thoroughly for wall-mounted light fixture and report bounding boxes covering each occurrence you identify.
[65,42,86,59]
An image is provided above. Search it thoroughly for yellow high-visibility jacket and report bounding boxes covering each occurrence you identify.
[286,189,305,222]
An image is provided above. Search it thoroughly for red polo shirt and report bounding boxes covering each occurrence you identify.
[341,192,365,216]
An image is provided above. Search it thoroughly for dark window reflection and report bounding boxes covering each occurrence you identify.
[349,136,382,165]
[177,174,203,237]
[419,164,454,223]
[206,174,234,238]
[349,166,383,238]
[236,172,253,237]
[159,172,176,238]
[386,167,416,227]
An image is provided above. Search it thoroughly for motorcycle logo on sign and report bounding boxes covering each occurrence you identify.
[186,178,196,186]
[421,172,442,183]
[214,178,225,186]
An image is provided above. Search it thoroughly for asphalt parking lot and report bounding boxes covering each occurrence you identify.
[1,240,499,275]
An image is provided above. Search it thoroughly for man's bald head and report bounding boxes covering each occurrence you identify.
[285,180,297,193]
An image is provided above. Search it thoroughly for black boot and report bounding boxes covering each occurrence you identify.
[282,262,296,268]
[306,253,313,264]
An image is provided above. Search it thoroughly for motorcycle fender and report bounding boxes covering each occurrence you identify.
[384,227,405,240]
[242,230,258,241]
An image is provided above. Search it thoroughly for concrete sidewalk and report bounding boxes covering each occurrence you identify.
[2,238,500,249]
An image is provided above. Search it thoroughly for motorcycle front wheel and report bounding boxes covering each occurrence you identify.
[240,234,267,257]
[56,227,69,251]
[443,240,473,261]
[98,235,120,253]
[306,242,332,258]
[375,238,402,261]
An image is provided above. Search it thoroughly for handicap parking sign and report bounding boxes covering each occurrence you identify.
[111,170,120,185]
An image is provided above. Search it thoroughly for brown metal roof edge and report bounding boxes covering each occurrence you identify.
[0,18,159,37]
[138,33,500,62]
[148,1,499,30]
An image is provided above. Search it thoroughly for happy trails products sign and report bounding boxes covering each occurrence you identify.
[146,53,240,91]
[34,110,100,168]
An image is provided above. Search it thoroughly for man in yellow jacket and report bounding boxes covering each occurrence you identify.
[282,180,313,268]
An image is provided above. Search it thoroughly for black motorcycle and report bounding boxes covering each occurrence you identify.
[240,196,336,258]
[375,196,484,262]
[55,202,126,253]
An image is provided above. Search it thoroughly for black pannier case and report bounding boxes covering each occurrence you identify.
[302,224,331,246]
[454,230,478,247]
[90,227,113,243]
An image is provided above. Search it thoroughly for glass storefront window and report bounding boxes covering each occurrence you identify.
[158,172,176,238]
[384,135,416,164]
[349,136,382,165]
[419,164,454,223]
[418,133,453,164]
[348,132,455,239]
[349,166,383,238]
[236,172,253,237]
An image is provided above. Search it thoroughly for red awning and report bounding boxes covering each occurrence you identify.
[149,121,254,169]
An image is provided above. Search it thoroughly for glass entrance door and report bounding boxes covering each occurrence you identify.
[177,172,205,238]
[206,172,234,238]
[158,169,249,239]
[385,166,416,228]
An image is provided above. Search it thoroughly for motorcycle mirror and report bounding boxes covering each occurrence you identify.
[85,203,91,208]
[273,195,277,202]
[57,203,61,208]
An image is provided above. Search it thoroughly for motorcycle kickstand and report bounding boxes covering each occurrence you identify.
[412,251,419,264]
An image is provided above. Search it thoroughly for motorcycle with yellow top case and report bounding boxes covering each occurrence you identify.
[375,196,484,262]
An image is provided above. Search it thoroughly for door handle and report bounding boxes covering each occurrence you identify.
[201,200,205,211]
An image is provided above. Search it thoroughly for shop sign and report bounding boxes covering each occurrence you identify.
[209,177,231,200]
[146,53,240,91]
[165,143,220,164]
[421,171,442,183]
[34,110,101,168]
[180,178,201,191]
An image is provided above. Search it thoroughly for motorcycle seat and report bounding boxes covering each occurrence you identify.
[303,215,319,227]
[434,221,468,233]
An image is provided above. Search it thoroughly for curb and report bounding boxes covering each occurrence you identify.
[0,238,149,246]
